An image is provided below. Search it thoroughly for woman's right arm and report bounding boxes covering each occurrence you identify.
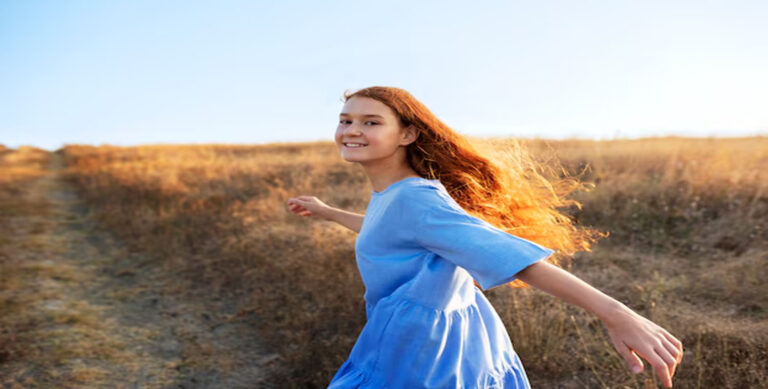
[515,261,683,387]
[321,207,364,233]
[286,196,364,233]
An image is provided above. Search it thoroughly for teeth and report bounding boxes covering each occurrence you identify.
[344,143,367,148]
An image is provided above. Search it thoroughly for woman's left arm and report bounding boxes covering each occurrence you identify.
[515,260,684,388]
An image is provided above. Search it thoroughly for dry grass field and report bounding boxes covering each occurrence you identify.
[2,137,767,388]
[0,146,272,387]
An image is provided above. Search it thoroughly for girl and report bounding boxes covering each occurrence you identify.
[286,86,683,388]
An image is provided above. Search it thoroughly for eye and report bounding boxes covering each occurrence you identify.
[338,119,378,125]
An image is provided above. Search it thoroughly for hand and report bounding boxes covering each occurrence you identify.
[602,307,683,387]
[286,195,332,220]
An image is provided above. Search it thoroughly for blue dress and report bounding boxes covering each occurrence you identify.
[328,176,555,388]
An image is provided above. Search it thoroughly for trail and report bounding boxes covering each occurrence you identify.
[0,153,276,388]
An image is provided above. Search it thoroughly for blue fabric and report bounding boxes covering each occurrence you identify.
[328,177,555,388]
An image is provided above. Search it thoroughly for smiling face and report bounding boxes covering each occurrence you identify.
[335,96,417,165]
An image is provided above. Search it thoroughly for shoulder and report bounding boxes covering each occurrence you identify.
[390,179,463,219]
[392,179,445,204]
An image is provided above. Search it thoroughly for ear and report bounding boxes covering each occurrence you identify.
[400,125,419,146]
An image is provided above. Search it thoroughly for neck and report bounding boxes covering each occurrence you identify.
[361,160,420,193]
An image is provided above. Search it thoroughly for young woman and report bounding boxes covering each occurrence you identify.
[286,86,683,388]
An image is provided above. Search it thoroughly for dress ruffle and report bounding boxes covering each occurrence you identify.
[328,289,531,389]
[329,356,530,389]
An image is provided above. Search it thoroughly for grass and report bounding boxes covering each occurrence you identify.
[0,146,182,388]
[3,137,767,387]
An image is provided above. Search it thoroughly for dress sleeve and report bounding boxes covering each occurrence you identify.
[414,200,555,291]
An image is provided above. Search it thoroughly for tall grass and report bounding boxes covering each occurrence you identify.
[0,145,54,369]
[57,137,767,387]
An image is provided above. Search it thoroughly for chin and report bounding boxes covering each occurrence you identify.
[341,151,373,163]
[340,155,363,163]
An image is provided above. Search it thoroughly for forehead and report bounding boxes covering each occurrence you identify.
[339,97,395,118]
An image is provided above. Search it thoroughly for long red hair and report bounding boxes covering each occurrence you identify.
[343,86,607,288]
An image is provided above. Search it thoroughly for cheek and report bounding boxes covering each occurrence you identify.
[369,133,397,148]
[365,132,388,145]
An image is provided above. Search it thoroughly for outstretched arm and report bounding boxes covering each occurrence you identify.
[287,196,364,233]
[322,207,364,233]
[515,261,684,388]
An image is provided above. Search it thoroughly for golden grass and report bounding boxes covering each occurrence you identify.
[0,146,182,388]
[5,137,767,387]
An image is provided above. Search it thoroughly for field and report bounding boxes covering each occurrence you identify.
[1,137,766,388]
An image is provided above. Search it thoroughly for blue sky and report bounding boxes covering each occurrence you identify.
[1,0,766,151]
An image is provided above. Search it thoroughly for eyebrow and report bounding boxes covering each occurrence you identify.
[339,113,385,119]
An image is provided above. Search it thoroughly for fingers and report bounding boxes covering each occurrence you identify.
[290,206,311,217]
[287,199,308,215]
[654,358,673,388]
[617,336,675,387]
[660,336,681,365]
[654,343,678,382]
[657,328,683,378]
[604,311,682,387]
[292,196,317,203]
[286,197,313,216]
[613,338,644,373]
[638,348,673,388]
[635,344,674,388]
[288,198,311,208]
[662,330,684,359]
[660,334,683,379]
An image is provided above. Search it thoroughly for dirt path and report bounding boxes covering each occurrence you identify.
[0,153,276,388]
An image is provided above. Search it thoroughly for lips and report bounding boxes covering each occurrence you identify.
[343,142,368,148]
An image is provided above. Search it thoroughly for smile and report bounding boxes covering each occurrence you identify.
[343,143,368,148]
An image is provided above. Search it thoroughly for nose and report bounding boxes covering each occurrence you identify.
[342,122,363,136]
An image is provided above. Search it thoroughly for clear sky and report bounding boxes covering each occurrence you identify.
[1,0,766,151]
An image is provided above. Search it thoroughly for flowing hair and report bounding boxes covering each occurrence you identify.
[342,86,607,288]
